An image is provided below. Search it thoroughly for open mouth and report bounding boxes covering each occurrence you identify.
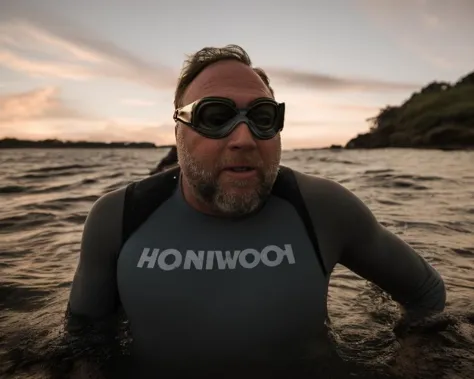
[223,166,256,173]
[228,166,254,172]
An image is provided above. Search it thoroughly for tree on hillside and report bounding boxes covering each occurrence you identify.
[419,81,451,94]
[456,71,474,87]
[367,106,399,131]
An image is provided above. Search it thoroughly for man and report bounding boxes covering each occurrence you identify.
[65,45,446,378]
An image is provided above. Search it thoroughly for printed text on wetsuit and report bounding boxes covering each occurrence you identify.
[136,244,296,270]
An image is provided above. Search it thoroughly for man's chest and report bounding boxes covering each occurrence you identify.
[118,204,325,291]
[116,199,329,363]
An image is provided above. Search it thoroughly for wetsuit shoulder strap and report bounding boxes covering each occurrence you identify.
[121,166,181,247]
[272,165,328,277]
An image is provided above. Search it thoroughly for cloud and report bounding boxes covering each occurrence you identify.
[358,0,474,71]
[0,85,383,149]
[0,119,176,145]
[0,48,94,80]
[0,86,86,122]
[267,68,421,92]
[1,1,428,96]
[0,86,175,144]
[121,98,157,107]
[0,4,177,89]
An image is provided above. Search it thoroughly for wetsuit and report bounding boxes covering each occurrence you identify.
[66,166,446,377]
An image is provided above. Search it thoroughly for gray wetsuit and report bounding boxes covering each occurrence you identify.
[66,166,446,376]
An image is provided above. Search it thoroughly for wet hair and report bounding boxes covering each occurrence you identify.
[174,44,275,108]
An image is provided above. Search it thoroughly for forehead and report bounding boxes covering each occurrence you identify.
[182,60,273,108]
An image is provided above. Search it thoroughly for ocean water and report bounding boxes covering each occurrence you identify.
[0,148,473,379]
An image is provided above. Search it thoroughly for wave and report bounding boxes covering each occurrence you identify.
[0,148,473,378]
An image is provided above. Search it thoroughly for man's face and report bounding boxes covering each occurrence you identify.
[176,60,282,217]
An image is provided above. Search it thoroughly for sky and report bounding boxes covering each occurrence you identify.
[0,0,473,149]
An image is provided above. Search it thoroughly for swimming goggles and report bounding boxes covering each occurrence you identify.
[173,96,285,139]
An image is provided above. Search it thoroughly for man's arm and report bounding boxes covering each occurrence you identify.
[61,188,127,377]
[335,185,446,315]
[65,187,126,332]
[343,206,445,315]
[294,171,446,316]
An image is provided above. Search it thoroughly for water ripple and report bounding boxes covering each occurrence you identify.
[0,148,473,379]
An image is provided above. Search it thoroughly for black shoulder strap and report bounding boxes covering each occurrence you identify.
[272,166,328,277]
[121,166,181,247]
[114,166,180,312]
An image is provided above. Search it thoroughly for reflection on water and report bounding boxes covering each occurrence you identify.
[0,148,473,378]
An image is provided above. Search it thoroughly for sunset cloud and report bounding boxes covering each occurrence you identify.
[0,86,85,122]
[0,119,176,145]
[0,86,175,144]
[0,86,376,148]
[0,87,370,149]
[0,4,425,95]
[0,17,177,89]
[122,98,157,107]
[0,48,94,80]
[3,0,468,149]
[267,68,420,92]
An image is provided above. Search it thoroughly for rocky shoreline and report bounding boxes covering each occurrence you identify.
[344,71,474,150]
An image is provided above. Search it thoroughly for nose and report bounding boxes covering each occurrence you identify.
[227,122,257,150]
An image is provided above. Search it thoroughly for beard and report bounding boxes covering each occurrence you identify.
[176,135,281,217]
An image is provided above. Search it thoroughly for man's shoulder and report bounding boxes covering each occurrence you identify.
[286,167,371,222]
[86,168,180,237]
[120,166,181,243]
[86,186,127,229]
[284,168,379,270]
[289,167,377,227]
[286,167,353,201]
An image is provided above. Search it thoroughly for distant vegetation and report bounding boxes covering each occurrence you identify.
[346,70,474,149]
[0,138,174,149]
